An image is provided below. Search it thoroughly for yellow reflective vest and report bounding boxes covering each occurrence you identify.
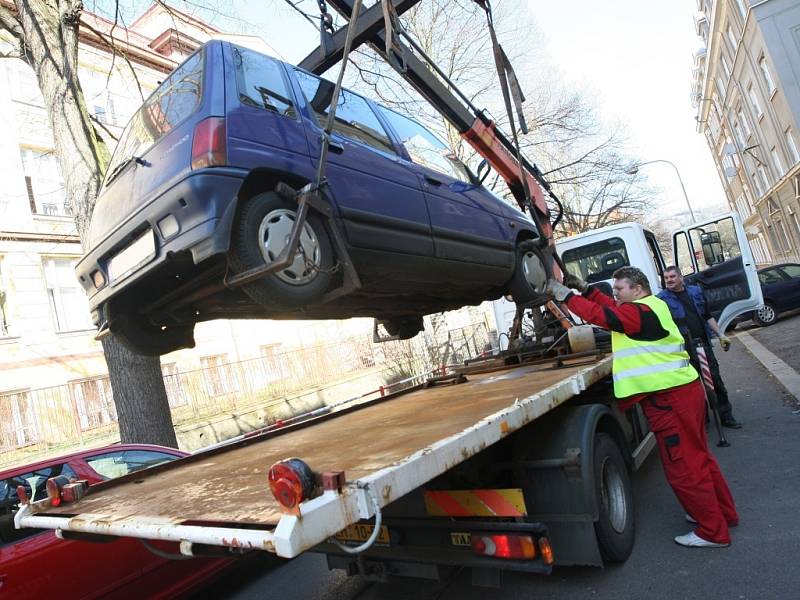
[611,295,698,398]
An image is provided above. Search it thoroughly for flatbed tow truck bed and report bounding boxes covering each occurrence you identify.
[18,356,612,558]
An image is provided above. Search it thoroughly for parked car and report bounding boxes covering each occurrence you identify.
[0,444,237,599]
[75,40,546,356]
[733,263,800,327]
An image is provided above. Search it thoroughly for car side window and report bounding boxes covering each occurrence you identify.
[85,450,178,480]
[759,269,785,285]
[562,237,630,283]
[293,70,395,155]
[376,106,471,183]
[779,264,800,279]
[0,463,77,545]
[233,46,295,118]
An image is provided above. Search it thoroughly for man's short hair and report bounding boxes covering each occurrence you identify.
[612,266,652,293]
[664,265,680,274]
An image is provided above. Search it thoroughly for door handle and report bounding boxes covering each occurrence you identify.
[327,140,344,154]
[424,175,442,186]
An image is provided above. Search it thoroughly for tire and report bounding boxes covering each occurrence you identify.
[593,433,635,562]
[753,302,777,327]
[229,192,334,307]
[382,315,424,340]
[509,242,549,306]
[111,313,195,356]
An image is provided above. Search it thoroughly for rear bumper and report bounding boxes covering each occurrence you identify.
[76,169,246,324]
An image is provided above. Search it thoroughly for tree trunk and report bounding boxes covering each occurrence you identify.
[5,0,178,447]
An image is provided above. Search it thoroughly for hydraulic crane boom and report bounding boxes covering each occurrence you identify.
[298,0,563,286]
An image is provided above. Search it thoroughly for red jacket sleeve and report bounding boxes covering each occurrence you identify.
[565,290,646,335]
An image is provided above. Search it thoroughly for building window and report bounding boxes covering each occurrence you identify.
[789,209,800,244]
[720,53,731,81]
[735,0,748,19]
[747,84,763,120]
[726,24,738,53]
[71,377,116,430]
[0,390,38,449]
[161,363,188,408]
[19,147,69,217]
[757,164,770,190]
[0,259,9,337]
[201,355,239,397]
[733,121,745,147]
[770,147,784,178]
[43,257,93,332]
[737,107,751,139]
[735,193,753,218]
[759,56,776,94]
[786,127,800,165]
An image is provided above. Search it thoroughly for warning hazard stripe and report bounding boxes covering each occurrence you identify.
[424,489,527,517]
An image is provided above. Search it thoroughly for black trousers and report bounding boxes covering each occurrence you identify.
[688,338,734,420]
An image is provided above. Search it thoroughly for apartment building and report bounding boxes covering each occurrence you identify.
[692,0,800,265]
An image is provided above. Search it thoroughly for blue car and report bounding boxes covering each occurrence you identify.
[749,263,800,326]
[76,41,544,355]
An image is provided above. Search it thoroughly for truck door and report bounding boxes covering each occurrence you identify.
[671,212,763,332]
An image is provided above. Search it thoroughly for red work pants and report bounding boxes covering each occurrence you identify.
[641,379,739,544]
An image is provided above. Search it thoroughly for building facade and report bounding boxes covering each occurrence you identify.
[692,0,800,265]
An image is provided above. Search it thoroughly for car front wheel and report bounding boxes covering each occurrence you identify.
[229,191,334,308]
[754,302,777,327]
[509,241,549,306]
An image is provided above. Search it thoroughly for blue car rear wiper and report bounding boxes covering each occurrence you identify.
[105,155,145,186]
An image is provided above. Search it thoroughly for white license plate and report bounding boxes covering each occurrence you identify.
[108,230,156,282]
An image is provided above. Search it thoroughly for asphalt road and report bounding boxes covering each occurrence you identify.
[202,314,800,600]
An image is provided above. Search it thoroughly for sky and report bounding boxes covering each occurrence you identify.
[100,0,723,222]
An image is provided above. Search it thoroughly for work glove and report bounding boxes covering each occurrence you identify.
[563,272,588,293]
[546,279,573,302]
[719,335,731,352]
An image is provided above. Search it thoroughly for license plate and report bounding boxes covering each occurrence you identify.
[108,230,156,282]
[333,524,391,545]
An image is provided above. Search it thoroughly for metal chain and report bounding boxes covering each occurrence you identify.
[317,0,335,34]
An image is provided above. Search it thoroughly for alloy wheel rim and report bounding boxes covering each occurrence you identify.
[521,251,547,295]
[258,209,321,285]
[758,304,775,323]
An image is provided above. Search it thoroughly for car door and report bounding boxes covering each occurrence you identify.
[776,264,800,310]
[375,105,515,272]
[671,212,763,332]
[291,69,434,259]
[0,463,143,599]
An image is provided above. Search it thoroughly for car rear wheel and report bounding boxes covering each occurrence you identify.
[754,302,777,327]
[229,191,334,307]
[111,313,195,356]
[509,241,549,306]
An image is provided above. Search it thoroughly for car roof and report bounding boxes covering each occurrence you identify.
[0,444,187,478]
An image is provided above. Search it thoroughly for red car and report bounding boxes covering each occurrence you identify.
[0,444,236,599]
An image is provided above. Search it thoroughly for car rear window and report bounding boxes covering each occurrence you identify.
[233,46,295,118]
[85,449,178,480]
[562,237,630,283]
[104,47,205,185]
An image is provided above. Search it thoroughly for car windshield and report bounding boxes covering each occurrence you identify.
[562,237,630,283]
[104,47,205,185]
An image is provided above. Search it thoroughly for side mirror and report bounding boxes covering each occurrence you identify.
[476,159,491,185]
[700,231,725,266]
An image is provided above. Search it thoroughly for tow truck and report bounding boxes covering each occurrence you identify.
[14,0,762,587]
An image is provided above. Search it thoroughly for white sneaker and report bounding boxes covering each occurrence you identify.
[674,531,729,548]
[685,513,698,524]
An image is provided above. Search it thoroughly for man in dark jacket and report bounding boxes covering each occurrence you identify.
[657,266,741,428]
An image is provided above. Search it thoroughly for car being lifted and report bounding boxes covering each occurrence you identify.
[76,40,547,356]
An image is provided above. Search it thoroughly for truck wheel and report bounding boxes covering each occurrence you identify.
[229,192,334,307]
[753,302,777,327]
[111,313,195,356]
[381,315,424,340]
[593,433,635,562]
[509,242,548,305]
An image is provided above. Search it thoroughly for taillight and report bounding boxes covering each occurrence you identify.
[268,458,319,513]
[45,476,89,507]
[471,534,537,560]
[191,117,226,170]
[538,536,555,565]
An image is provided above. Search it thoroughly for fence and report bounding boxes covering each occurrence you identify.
[0,322,493,468]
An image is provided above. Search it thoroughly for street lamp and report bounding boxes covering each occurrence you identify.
[626,159,696,223]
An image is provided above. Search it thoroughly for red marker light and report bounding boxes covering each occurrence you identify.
[268,458,319,513]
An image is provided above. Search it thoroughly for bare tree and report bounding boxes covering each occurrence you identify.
[339,0,654,235]
[0,0,178,447]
